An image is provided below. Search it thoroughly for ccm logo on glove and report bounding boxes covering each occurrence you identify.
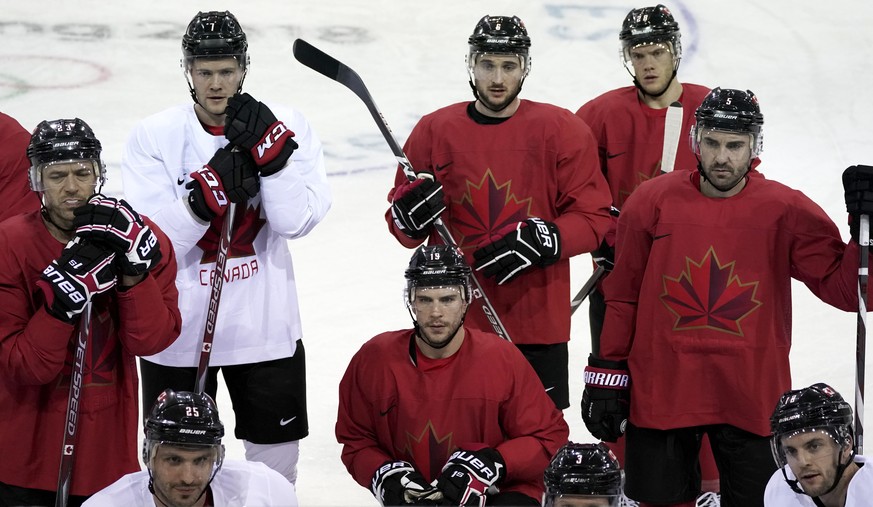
[256,122,292,163]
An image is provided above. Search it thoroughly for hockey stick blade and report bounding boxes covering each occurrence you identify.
[570,265,607,315]
[292,38,512,342]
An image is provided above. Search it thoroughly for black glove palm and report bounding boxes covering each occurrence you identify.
[843,164,873,242]
[37,238,117,322]
[581,354,630,442]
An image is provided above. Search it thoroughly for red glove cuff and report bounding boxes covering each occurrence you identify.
[252,121,295,166]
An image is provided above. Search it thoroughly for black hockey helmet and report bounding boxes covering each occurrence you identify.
[26,118,106,192]
[770,383,854,496]
[691,88,764,156]
[144,389,225,446]
[405,244,473,304]
[543,442,623,507]
[469,15,531,56]
[182,11,248,61]
[619,4,681,54]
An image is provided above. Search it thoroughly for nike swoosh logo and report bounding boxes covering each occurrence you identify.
[279,416,297,426]
[435,162,453,172]
[177,175,186,185]
[606,152,626,159]
[380,404,396,416]
[654,234,671,240]
[544,386,555,392]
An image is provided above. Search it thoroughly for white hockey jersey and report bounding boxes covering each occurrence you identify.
[764,457,872,506]
[82,459,298,506]
[121,102,331,366]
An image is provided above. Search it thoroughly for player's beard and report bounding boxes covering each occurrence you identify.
[475,81,522,114]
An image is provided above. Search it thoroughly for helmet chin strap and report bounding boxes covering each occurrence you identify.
[783,443,855,498]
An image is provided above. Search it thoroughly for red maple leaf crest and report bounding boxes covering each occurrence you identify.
[197,203,266,264]
[402,420,454,481]
[452,169,532,251]
[660,247,762,335]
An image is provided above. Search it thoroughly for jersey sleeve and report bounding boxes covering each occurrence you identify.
[258,104,332,239]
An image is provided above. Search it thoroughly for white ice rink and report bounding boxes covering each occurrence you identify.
[3,1,872,505]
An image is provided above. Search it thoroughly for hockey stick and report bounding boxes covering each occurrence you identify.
[660,101,683,174]
[857,214,869,454]
[55,302,92,507]
[292,38,512,342]
[570,102,684,314]
[194,201,237,393]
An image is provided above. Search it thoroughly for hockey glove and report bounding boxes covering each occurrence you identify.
[73,194,162,276]
[371,460,443,506]
[581,354,630,442]
[37,237,117,322]
[842,165,873,242]
[187,147,254,221]
[433,448,505,507]
[591,207,620,271]
[390,175,446,239]
[225,92,298,176]
[472,217,561,284]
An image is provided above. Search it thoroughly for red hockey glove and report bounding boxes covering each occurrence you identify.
[73,194,162,276]
[582,354,630,442]
[434,448,505,507]
[37,237,117,322]
[224,93,298,176]
[390,175,446,239]
[472,217,561,284]
[370,460,443,506]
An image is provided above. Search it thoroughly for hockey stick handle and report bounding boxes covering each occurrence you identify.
[857,213,869,454]
[55,301,92,507]
[570,266,607,315]
[292,38,512,342]
[195,201,237,394]
[660,101,683,174]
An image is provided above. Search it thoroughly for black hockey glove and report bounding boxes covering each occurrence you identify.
[371,460,443,506]
[434,448,505,506]
[472,217,560,285]
[73,194,162,276]
[390,175,446,239]
[37,237,117,322]
[842,164,873,242]
[581,354,630,442]
[186,147,259,221]
[225,93,298,176]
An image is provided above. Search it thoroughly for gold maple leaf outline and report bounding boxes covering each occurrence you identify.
[659,246,762,336]
[453,168,533,251]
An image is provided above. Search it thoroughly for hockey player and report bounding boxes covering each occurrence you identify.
[83,389,298,506]
[0,118,180,505]
[765,383,872,506]
[582,87,873,506]
[120,11,332,485]
[574,5,719,503]
[336,245,569,506]
[542,442,623,507]
[0,111,40,222]
[384,14,611,410]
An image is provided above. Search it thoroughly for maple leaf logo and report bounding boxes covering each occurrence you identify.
[401,420,454,481]
[660,247,762,335]
[452,169,532,251]
[198,203,266,264]
[616,162,661,208]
